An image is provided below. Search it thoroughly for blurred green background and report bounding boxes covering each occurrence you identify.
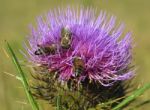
[0,0,150,110]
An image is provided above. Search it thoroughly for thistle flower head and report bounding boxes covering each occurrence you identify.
[27,7,134,87]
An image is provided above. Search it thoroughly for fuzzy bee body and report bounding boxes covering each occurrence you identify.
[67,78,79,91]
[60,26,72,49]
[73,57,85,77]
[34,44,56,55]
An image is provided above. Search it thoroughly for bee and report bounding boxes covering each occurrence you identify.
[67,78,79,91]
[34,44,57,55]
[72,57,85,77]
[60,26,72,49]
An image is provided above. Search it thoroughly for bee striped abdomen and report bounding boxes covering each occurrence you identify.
[73,57,85,77]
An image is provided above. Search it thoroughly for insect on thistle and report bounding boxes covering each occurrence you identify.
[60,26,72,49]
[73,57,85,77]
[67,56,85,91]
[34,44,57,55]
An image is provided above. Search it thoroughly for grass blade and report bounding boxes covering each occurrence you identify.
[6,42,39,110]
[112,83,150,110]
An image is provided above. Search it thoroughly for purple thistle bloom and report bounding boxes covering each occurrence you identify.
[26,7,134,87]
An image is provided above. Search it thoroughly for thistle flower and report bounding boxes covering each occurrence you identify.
[26,7,134,109]
[27,7,133,85]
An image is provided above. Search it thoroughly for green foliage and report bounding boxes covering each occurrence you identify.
[56,95,62,110]
[6,42,39,110]
[112,83,150,110]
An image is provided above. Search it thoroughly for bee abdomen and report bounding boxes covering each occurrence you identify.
[73,57,85,77]
[61,37,71,49]
[74,66,84,77]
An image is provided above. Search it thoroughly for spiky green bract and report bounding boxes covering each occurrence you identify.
[6,42,39,110]
[31,67,128,110]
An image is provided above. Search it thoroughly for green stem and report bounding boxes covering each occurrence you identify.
[56,95,62,110]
